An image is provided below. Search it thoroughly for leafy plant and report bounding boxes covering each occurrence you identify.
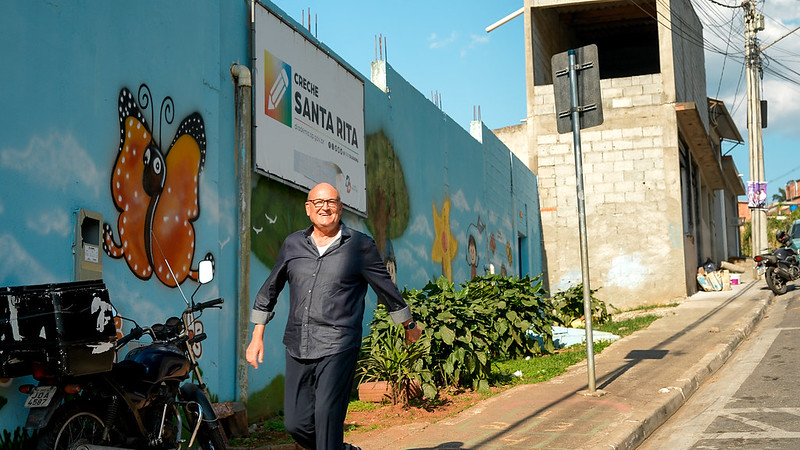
[357,314,434,404]
[0,427,36,450]
[550,283,610,327]
[401,275,557,393]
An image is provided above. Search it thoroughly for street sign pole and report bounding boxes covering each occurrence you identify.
[568,49,596,393]
[552,45,603,393]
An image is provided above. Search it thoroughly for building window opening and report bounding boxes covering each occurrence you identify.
[534,0,659,85]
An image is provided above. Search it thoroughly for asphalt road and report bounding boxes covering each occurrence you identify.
[640,286,800,449]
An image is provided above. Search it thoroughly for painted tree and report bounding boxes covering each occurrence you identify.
[251,177,309,269]
[364,130,410,257]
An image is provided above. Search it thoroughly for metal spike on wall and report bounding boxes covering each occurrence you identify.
[431,91,443,109]
[372,34,388,61]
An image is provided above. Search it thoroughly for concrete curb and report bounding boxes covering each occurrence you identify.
[607,284,774,450]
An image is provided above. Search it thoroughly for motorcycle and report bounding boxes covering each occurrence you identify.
[20,259,228,449]
[754,230,800,295]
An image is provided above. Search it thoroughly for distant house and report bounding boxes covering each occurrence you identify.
[494,0,745,309]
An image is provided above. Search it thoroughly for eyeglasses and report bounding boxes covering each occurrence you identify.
[306,198,340,209]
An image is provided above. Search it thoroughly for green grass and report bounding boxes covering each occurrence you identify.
[615,303,680,313]
[596,314,661,337]
[493,314,660,386]
[347,400,379,412]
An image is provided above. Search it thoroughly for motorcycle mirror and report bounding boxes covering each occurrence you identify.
[198,260,214,284]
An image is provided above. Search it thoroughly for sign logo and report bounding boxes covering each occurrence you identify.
[264,50,292,127]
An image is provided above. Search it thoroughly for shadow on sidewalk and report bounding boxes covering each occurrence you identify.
[405,281,763,449]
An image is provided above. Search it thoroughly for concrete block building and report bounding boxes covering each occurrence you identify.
[494,0,745,309]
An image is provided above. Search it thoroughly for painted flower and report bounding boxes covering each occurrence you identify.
[432,199,458,280]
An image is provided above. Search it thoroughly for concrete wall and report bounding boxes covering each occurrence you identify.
[510,0,737,310]
[669,0,709,129]
[0,0,544,430]
[0,0,247,430]
[529,76,687,309]
[244,61,544,419]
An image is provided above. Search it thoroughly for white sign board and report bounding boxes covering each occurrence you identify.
[254,5,367,214]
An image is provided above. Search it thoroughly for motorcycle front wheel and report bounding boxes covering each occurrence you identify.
[36,401,108,450]
[196,421,228,450]
[765,267,788,295]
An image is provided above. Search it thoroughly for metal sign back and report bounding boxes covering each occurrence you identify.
[552,44,603,133]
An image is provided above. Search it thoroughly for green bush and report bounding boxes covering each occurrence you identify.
[550,283,610,327]
[400,275,556,393]
[359,276,618,399]
[357,314,435,403]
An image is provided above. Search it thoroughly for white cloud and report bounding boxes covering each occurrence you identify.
[409,214,433,238]
[428,31,457,49]
[451,189,470,212]
[461,34,491,57]
[103,274,164,327]
[26,209,71,237]
[0,132,102,197]
[397,246,433,285]
[761,78,800,133]
[501,215,513,233]
[699,2,800,138]
[0,233,56,283]
[397,242,429,267]
[199,181,235,235]
[472,197,484,213]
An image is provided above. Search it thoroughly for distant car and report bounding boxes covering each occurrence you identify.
[790,220,800,250]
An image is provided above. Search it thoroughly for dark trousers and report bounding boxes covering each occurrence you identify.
[283,347,359,450]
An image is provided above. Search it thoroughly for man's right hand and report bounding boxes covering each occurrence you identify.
[246,324,266,369]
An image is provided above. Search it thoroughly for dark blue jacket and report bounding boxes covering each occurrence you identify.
[251,223,411,359]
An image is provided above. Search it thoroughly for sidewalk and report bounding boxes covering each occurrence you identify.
[349,274,774,449]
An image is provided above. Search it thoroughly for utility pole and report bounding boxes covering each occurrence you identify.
[745,0,766,256]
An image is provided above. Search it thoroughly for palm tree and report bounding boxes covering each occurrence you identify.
[773,187,786,203]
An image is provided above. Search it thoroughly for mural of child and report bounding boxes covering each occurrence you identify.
[467,234,479,279]
[383,240,397,285]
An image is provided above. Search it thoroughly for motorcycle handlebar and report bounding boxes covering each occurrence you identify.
[188,332,207,344]
[116,326,145,347]
[188,297,224,314]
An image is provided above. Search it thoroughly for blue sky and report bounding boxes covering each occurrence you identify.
[269,0,800,202]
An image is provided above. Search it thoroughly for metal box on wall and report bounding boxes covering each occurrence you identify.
[0,280,117,378]
[73,208,103,281]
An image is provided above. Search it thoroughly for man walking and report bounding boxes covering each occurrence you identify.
[246,182,421,450]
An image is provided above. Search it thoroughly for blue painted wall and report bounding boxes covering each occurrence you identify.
[0,0,541,430]
[0,0,247,431]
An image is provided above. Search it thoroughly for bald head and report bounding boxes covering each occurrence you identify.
[307,183,339,201]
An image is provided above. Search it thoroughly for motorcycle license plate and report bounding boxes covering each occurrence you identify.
[24,386,57,408]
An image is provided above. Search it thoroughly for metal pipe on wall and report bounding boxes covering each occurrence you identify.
[231,63,252,404]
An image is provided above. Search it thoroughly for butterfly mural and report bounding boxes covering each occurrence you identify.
[103,85,212,287]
